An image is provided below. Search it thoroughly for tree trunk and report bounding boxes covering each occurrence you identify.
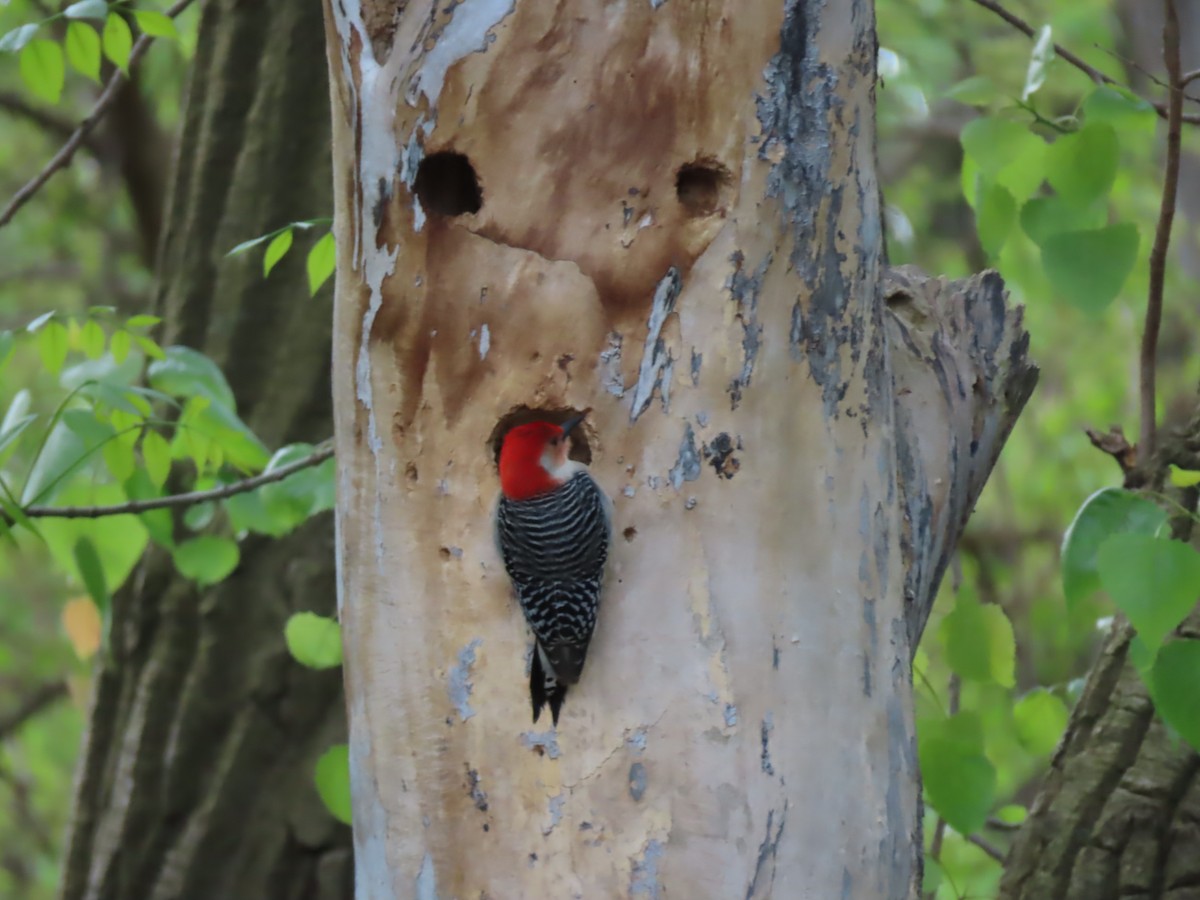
[58,0,351,897]
[1000,406,1200,899]
[326,1,1035,896]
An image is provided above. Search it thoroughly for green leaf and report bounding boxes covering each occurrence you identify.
[945,75,996,107]
[0,406,37,465]
[147,345,237,409]
[20,40,65,105]
[108,331,130,362]
[1082,86,1156,134]
[102,12,132,72]
[260,443,335,523]
[36,320,69,375]
[80,319,106,360]
[142,430,170,488]
[132,9,177,38]
[173,535,240,585]
[961,117,1039,178]
[0,331,14,369]
[285,612,343,669]
[1062,488,1167,611]
[228,230,281,256]
[64,0,109,19]
[1013,689,1068,755]
[123,468,173,548]
[73,536,110,614]
[919,712,996,835]
[0,24,40,54]
[1022,24,1055,101]
[995,804,1027,825]
[101,438,136,482]
[183,501,215,531]
[1019,195,1106,247]
[35,482,147,589]
[1149,640,1200,752]
[263,228,293,277]
[21,414,103,505]
[975,181,1016,256]
[1168,465,1200,488]
[307,232,336,295]
[189,401,270,472]
[1041,224,1139,313]
[1098,534,1200,653]
[132,333,166,361]
[65,21,101,82]
[126,314,162,328]
[1046,123,1119,208]
[314,743,353,825]
[940,595,1015,687]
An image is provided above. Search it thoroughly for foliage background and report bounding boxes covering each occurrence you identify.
[0,0,1194,897]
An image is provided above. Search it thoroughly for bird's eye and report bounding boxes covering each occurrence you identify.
[550,437,559,446]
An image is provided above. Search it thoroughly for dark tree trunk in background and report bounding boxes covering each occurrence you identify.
[58,1,351,898]
[1000,410,1200,899]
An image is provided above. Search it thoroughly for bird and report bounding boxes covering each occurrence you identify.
[494,409,612,726]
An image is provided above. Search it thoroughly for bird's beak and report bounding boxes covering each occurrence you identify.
[560,408,591,436]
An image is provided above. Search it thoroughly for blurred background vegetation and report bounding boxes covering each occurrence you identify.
[0,0,1195,897]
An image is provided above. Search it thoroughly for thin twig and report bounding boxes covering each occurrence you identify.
[13,443,334,521]
[0,681,67,741]
[0,0,200,229]
[1183,68,1200,88]
[969,0,1200,125]
[966,833,1007,863]
[986,816,1022,832]
[1140,0,1184,462]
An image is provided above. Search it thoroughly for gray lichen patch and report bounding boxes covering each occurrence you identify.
[630,838,665,898]
[760,714,775,775]
[669,423,702,490]
[629,268,682,422]
[520,730,561,759]
[447,638,483,722]
[726,250,772,409]
[628,762,648,801]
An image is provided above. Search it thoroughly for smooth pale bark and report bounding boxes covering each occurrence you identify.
[325,1,1034,896]
[59,1,351,897]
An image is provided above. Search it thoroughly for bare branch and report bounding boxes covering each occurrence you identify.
[10,443,334,523]
[1140,0,1183,461]
[966,833,1007,863]
[0,681,68,742]
[0,0,200,229]
[0,91,100,150]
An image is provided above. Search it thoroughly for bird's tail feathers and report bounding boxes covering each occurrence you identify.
[530,645,568,726]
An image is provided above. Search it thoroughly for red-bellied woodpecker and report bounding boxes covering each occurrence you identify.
[495,409,612,726]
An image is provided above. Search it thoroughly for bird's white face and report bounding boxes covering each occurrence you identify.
[540,434,573,478]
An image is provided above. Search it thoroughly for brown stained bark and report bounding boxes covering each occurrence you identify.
[58,1,351,898]
[326,1,1034,897]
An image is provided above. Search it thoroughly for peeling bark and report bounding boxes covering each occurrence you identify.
[325,1,1034,896]
[884,266,1038,650]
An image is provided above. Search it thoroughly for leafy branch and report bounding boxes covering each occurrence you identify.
[970,0,1200,125]
[0,0,200,229]
[3,441,334,524]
